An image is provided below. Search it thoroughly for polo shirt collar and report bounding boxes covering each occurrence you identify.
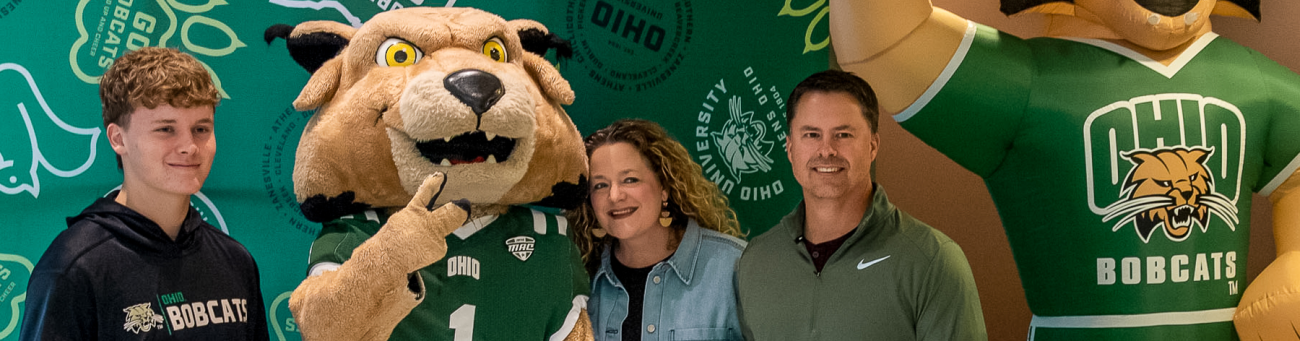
[780,183,894,245]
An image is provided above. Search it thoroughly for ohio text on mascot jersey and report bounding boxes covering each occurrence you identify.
[265,7,593,341]
[828,0,1300,340]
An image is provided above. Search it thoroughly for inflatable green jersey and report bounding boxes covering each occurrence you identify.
[900,23,1300,340]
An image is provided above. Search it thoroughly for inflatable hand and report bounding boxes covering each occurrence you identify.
[289,173,470,341]
[1235,171,1300,341]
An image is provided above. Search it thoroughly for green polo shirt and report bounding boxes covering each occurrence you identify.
[736,184,986,341]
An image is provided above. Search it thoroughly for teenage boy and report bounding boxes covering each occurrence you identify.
[21,47,269,340]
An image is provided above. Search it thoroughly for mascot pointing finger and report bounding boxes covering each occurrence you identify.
[266,7,593,341]
[829,0,1300,339]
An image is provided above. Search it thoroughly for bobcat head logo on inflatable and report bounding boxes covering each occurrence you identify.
[1108,147,1238,242]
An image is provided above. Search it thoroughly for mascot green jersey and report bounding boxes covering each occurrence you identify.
[308,207,588,340]
[902,21,1300,340]
[828,0,1300,339]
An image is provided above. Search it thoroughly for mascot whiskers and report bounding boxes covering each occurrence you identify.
[265,7,592,341]
[829,0,1300,339]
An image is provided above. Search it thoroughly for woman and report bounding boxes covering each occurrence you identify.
[570,119,747,341]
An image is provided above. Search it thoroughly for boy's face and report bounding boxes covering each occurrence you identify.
[108,104,216,198]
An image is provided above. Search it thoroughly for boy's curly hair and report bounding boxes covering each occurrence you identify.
[99,47,219,167]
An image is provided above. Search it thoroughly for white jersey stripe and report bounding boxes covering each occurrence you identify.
[532,209,547,235]
[308,262,342,277]
[1260,152,1300,197]
[895,20,977,123]
[1066,33,1219,79]
[549,295,589,341]
[556,215,568,236]
[1028,307,1235,335]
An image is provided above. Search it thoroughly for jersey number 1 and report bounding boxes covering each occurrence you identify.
[450,304,476,341]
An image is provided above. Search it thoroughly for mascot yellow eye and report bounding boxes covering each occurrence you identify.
[376,38,423,67]
[482,37,507,63]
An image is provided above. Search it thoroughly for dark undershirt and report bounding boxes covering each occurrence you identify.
[610,254,668,341]
[805,228,854,272]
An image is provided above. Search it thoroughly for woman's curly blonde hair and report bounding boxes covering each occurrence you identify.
[568,119,743,274]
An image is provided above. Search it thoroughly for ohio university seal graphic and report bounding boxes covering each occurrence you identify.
[712,96,775,181]
[693,67,788,203]
[566,0,694,91]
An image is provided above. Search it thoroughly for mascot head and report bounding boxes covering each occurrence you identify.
[267,7,587,222]
[1000,0,1259,51]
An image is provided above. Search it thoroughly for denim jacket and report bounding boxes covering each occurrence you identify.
[589,220,747,341]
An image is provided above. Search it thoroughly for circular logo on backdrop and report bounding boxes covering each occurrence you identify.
[261,106,319,237]
[0,253,34,340]
[692,67,789,203]
[69,0,247,98]
[565,0,693,92]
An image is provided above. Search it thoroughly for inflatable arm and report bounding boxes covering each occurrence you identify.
[1235,169,1300,340]
[828,0,968,113]
[289,174,470,341]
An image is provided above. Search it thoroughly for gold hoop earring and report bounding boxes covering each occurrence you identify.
[659,201,673,227]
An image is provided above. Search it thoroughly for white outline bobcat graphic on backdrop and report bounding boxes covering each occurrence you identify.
[0,63,101,198]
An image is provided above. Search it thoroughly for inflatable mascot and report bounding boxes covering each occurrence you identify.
[828,0,1300,339]
[265,7,592,341]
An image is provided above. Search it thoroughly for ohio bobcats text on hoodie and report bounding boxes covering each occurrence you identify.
[20,191,270,340]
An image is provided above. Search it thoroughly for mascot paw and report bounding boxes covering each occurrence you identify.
[380,173,472,272]
[1234,250,1300,340]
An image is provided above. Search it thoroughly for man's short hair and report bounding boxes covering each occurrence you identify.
[99,47,219,167]
[786,70,879,133]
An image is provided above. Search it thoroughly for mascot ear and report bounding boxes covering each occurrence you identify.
[265,21,356,110]
[264,22,354,73]
[517,27,574,60]
[1124,151,1158,165]
[1186,148,1212,165]
[508,19,576,105]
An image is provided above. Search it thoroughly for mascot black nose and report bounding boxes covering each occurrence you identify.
[1134,0,1198,17]
[444,69,505,116]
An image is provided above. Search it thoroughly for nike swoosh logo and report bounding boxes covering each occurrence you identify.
[857,255,891,270]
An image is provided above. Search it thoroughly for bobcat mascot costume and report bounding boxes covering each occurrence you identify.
[829,0,1300,339]
[265,7,592,340]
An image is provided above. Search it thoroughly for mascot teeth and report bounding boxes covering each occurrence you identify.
[417,131,516,166]
[1172,205,1195,227]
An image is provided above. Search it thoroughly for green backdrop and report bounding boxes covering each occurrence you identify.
[0,0,827,339]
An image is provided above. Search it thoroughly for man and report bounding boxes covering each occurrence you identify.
[736,70,986,340]
[21,47,269,340]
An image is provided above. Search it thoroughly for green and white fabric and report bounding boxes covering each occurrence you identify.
[899,21,1300,340]
[307,206,591,341]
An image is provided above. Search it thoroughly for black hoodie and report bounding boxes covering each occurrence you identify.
[20,191,269,340]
